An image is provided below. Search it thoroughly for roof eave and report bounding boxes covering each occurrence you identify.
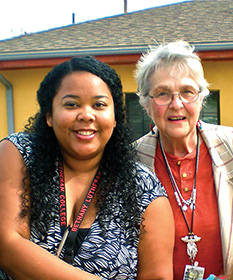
[0,46,148,61]
[0,43,233,70]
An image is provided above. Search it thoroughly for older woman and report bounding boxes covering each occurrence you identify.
[134,41,233,280]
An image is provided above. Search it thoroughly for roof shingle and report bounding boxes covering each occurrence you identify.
[0,0,232,55]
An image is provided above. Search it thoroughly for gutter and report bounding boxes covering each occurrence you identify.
[193,42,233,51]
[0,74,14,134]
[0,46,148,61]
[0,43,233,61]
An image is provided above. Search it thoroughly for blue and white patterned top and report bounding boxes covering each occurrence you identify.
[5,132,167,280]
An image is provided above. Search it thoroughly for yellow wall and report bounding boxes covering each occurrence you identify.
[0,82,7,138]
[0,60,233,140]
[0,68,52,140]
[112,64,137,93]
[202,60,233,127]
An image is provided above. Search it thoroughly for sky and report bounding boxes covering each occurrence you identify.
[0,0,189,41]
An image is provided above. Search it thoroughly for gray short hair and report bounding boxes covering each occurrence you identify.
[134,41,210,109]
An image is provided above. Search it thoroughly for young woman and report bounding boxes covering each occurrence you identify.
[0,56,174,280]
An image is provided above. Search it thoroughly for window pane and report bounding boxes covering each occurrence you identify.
[199,91,220,124]
[125,93,151,141]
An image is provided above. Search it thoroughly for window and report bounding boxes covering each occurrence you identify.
[125,91,220,141]
[199,91,220,125]
[125,93,151,141]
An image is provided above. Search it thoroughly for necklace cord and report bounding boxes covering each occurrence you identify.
[158,129,200,234]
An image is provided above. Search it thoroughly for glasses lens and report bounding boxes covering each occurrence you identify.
[154,92,171,105]
[180,89,199,103]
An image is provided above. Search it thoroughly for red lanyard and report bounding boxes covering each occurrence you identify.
[57,160,102,263]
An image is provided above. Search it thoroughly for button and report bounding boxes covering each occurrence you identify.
[177,161,181,166]
[182,173,187,178]
[183,187,189,192]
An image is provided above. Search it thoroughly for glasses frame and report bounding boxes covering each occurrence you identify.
[148,90,201,106]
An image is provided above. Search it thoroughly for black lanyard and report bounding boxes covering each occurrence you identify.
[57,160,102,263]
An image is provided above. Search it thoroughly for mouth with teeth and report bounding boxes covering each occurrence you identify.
[168,116,185,121]
[77,130,95,136]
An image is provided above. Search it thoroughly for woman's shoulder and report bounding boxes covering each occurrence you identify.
[4,132,31,148]
[134,161,167,198]
[2,132,33,164]
[3,131,31,142]
[201,121,233,135]
[134,130,157,147]
[200,121,233,146]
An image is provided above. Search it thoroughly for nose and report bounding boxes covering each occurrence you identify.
[169,93,184,109]
[76,106,95,122]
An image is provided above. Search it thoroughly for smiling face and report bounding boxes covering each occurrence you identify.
[46,71,116,162]
[148,66,203,144]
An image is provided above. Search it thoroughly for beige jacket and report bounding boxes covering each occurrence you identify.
[135,121,233,273]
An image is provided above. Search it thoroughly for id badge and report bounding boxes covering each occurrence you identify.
[183,263,205,280]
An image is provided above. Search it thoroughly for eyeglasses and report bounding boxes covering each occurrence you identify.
[148,89,201,106]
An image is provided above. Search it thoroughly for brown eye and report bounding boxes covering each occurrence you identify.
[64,102,79,108]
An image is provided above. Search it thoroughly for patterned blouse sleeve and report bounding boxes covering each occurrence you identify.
[3,132,32,167]
[135,162,168,211]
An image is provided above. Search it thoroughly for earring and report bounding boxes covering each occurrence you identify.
[197,119,202,130]
[150,123,155,135]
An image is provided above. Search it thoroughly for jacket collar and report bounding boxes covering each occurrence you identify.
[199,121,233,181]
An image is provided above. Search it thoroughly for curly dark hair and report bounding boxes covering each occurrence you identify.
[23,56,141,242]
